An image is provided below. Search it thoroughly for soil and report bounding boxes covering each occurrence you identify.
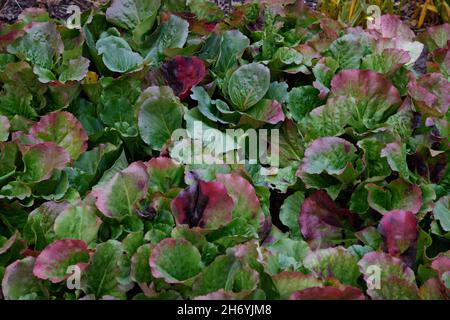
[1,0,445,27]
[0,0,92,23]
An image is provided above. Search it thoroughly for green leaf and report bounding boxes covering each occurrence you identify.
[96,33,143,73]
[7,22,63,69]
[303,246,361,286]
[214,30,250,76]
[192,254,236,296]
[150,238,203,283]
[59,57,90,83]
[138,86,184,150]
[0,115,10,141]
[279,191,304,238]
[273,271,323,299]
[54,201,102,245]
[434,195,450,232]
[85,240,128,299]
[144,15,189,64]
[227,63,271,111]
[20,142,71,183]
[287,86,321,122]
[131,244,152,283]
[106,0,161,44]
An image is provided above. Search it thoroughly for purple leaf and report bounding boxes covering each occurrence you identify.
[299,190,358,249]
[160,55,206,100]
[171,179,234,230]
[378,210,418,256]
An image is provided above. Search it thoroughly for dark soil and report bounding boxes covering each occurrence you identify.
[0,0,92,23]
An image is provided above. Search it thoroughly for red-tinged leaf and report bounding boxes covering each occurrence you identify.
[216,173,262,224]
[33,239,90,283]
[144,156,184,193]
[299,190,358,249]
[171,179,234,230]
[289,285,365,300]
[2,257,49,300]
[378,210,418,256]
[272,271,323,299]
[419,278,447,300]
[408,73,450,117]
[331,69,402,110]
[92,161,149,219]
[358,251,419,299]
[160,55,206,100]
[29,111,88,160]
[368,14,415,40]
[417,23,450,51]
[431,255,450,291]
[366,179,423,215]
[20,142,70,182]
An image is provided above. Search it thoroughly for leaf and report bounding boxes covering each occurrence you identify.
[299,190,358,249]
[303,246,361,286]
[433,195,450,232]
[279,191,304,238]
[160,55,206,100]
[138,86,184,150]
[96,33,143,73]
[85,240,128,299]
[329,34,369,70]
[0,115,10,141]
[99,77,141,136]
[287,86,321,121]
[243,99,285,125]
[328,69,402,132]
[214,30,250,76]
[29,111,88,160]
[58,57,90,83]
[106,0,161,42]
[2,257,48,300]
[33,239,89,283]
[361,49,410,76]
[299,137,357,176]
[171,179,234,230]
[144,15,189,64]
[92,161,149,219]
[227,63,271,111]
[131,244,152,284]
[23,201,69,250]
[407,73,450,117]
[289,285,365,300]
[378,210,418,256]
[273,271,323,299]
[54,201,102,244]
[192,254,236,296]
[20,142,71,183]
[380,141,413,180]
[7,22,63,69]
[144,156,184,194]
[216,173,262,226]
[366,179,423,214]
[150,238,203,283]
[358,251,419,300]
